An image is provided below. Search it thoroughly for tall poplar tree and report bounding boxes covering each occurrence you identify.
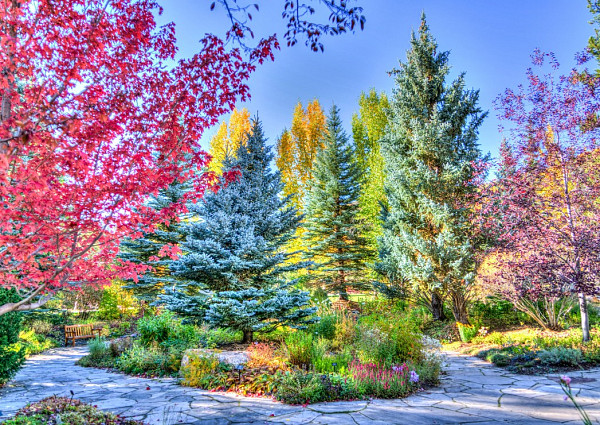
[378,16,487,323]
[352,90,390,260]
[276,100,327,211]
[168,119,315,343]
[304,106,372,300]
[208,107,252,174]
[276,100,328,262]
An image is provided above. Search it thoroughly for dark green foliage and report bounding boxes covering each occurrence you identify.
[118,176,193,302]
[470,299,532,328]
[168,119,316,342]
[310,313,337,340]
[285,331,314,367]
[377,15,488,323]
[116,343,181,376]
[276,371,361,404]
[136,310,200,351]
[303,105,372,300]
[0,288,26,385]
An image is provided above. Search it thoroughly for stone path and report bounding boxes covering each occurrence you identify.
[1,347,600,424]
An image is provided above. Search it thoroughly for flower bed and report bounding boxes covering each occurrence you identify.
[1,396,145,425]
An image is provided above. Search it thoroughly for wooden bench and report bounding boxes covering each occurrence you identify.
[64,324,101,347]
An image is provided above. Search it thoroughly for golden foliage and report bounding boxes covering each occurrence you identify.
[208,108,252,174]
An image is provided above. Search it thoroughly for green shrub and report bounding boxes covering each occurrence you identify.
[312,348,352,374]
[17,329,56,356]
[275,371,323,404]
[180,353,228,389]
[285,331,313,367]
[88,337,108,359]
[470,299,530,328]
[137,311,200,351]
[414,356,442,385]
[0,288,26,385]
[457,322,480,343]
[310,313,337,340]
[117,343,179,376]
[356,315,424,367]
[538,347,583,366]
[486,350,510,367]
[137,311,176,346]
[28,320,53,336]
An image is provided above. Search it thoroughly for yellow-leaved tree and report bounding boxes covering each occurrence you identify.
[276,100,327,210]
[208,108,252,174]
[276,100,327,266]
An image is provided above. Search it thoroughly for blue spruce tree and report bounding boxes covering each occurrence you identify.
[303,105,372,300]
[378,16,488,323]
[168,119,315,343]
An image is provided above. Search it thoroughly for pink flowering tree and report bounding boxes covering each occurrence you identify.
[483,51,600,340]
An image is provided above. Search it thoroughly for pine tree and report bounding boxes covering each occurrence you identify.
[303,105,372,300]
[118,179,192,302]
[169,119,315,342]
[378,16,487,323]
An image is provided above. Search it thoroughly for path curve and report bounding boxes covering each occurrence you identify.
[1,347,600,424]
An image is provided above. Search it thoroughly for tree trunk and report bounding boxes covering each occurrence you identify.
[451,290,470,325]
[338,286,349,302]
[242,330,253,344]
[579,292,590,342]
[431,291,446,321]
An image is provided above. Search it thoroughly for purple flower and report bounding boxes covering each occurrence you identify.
[561,375,571,386]
[410,370,419,383]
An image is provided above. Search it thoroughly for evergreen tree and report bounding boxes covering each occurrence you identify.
[118,178,192,302]
[169,119,315,343]
[378,16,487,323]
[303,105,372,300]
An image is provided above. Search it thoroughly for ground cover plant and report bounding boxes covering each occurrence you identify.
[2,396,145,425]
[447,326,600,374]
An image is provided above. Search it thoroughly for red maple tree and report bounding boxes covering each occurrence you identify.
[0,0,365,315]
[0,0,279,315]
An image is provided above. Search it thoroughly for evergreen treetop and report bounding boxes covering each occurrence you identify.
[378,15,488,322]
[304,105,372,300]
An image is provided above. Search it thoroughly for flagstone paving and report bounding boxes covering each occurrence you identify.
[1,347,600,424]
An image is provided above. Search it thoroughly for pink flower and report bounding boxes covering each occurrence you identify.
[561,375,571,386]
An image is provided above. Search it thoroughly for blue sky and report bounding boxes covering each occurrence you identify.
[159,1,593,161]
